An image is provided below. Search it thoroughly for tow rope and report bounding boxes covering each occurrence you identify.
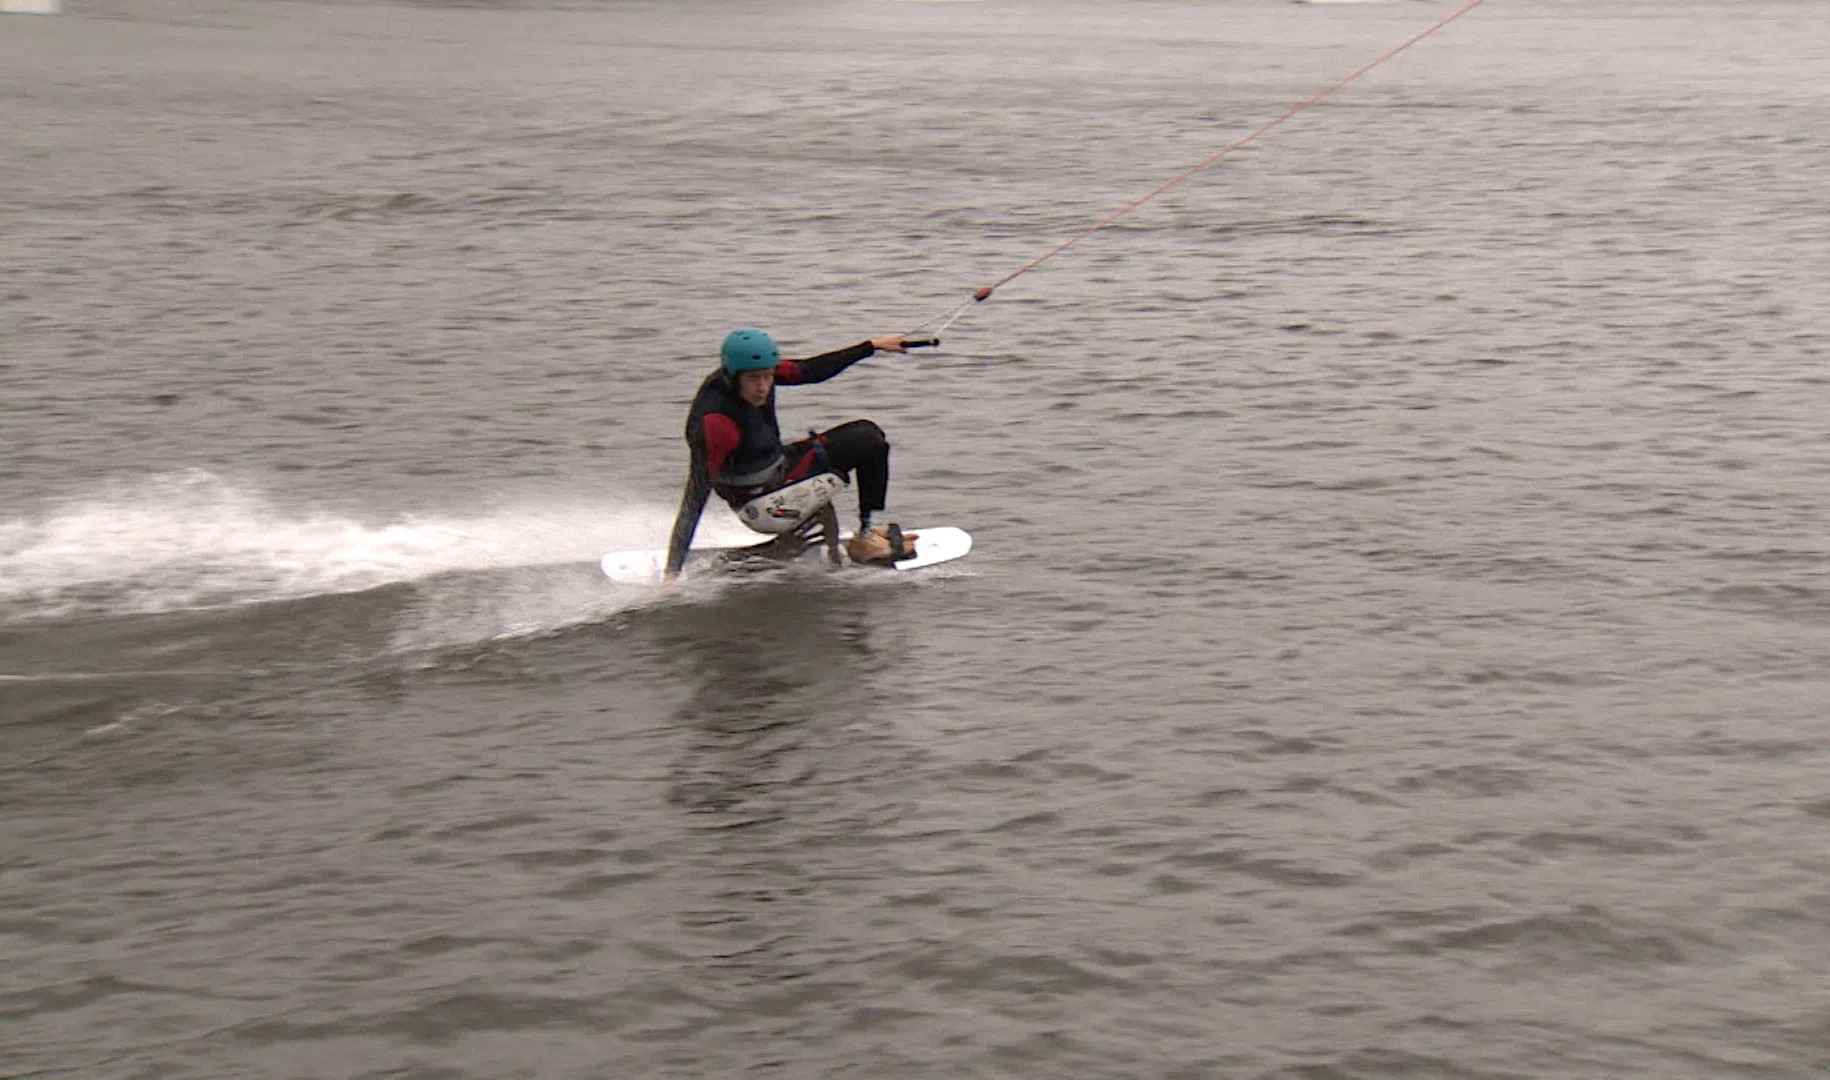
[906,0,1490,344]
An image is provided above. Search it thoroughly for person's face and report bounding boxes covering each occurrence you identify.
[737,369,774,407]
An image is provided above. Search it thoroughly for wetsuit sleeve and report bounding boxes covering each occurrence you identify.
[700,413,742,481]
[665,447,712,579]
[774,341,875,386]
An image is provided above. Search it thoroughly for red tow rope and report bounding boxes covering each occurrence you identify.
[912,0,1491,337]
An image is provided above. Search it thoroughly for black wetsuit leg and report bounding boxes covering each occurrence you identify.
[816,420,889,522]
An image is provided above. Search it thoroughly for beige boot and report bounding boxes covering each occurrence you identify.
[846,524,920,565]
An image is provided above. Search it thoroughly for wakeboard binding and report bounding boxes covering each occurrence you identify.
[845,523,918,566]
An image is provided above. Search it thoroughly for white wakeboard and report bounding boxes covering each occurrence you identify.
[600,526,970,585]
[868,526,971,572]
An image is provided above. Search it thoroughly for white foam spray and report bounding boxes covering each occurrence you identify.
[0,470,742,624]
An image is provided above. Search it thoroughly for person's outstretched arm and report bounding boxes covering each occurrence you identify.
[776,334,910,386]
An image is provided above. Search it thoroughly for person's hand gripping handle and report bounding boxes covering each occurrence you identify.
[871,333,939,352]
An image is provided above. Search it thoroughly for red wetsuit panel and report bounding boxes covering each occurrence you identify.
[699,413,743,481]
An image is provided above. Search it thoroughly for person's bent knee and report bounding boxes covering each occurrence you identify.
[844,418,886,449]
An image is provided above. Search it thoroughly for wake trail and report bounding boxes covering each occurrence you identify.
[0,470,730,622]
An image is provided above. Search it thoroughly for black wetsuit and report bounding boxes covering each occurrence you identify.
[665,341,890,576]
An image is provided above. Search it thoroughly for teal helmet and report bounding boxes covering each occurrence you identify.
[720,328,780,375]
